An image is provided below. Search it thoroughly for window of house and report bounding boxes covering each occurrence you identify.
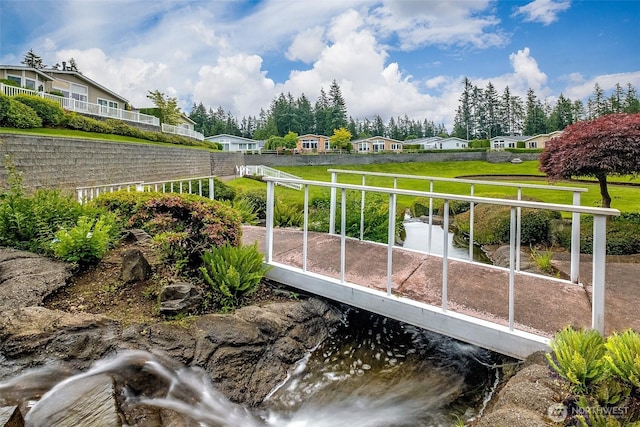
[508,142,516,148]
[324,141,330,150]
[302,139,318,149]
[6,75,21,86]
[390,143,401,150]
[529,141,537,148]
[358,142,370,151]
[25,79,36,90]
[70,83,88,102]
[98,98,118,109]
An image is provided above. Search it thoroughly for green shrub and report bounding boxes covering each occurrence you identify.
[64,112,113,133]
[93,191,242,270]
[455,202,561,246]
[546,327,606,393]
[51,215,114,265]
[579,213,640,255]
[200,242,271,311]
[0,94,10,123]
[103,118,147,139]
[237,189,267,219]
[228,198,259,225]
[604,330,640,388]
[274,201,303,228]
[12,94,64,126]
[1,98,42,128]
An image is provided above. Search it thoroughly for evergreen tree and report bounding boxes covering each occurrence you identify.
[295,93,315,134]
[470,85,485,139]
[372,115,385,136]
[328,80,348,132]
[523,88,547,135]
[548,94,574,131]
[21,49,45,69]
[623,83,640,113]
[314,88,330,135]
[588,83,610,118]
[484,82,501,138]
[189,102,209,135]
[452,77,473,139]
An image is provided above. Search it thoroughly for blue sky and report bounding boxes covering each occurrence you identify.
[1,0,639,130]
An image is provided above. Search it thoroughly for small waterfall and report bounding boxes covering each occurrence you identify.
[0,311,502,427]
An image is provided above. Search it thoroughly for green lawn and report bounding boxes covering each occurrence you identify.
[0,127,216,151]
[226,161,640,214]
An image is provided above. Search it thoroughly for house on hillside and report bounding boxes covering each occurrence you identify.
[409,136,468,150]
[522,131,563,149]
[296,134,331,153]
[0,63,159,127]
[205,134,261,152]
[490,135,530,150]
[352,136,403,153]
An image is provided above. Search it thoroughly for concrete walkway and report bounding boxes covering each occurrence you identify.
[242,225,639,338]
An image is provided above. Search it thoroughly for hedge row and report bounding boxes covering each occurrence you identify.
[0,93,217,149]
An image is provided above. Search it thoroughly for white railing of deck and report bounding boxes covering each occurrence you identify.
[76,175,215,203]
[161,123,205,141]
[0,83,160,126]
[236,165,303,190]
[262,176,619,336]
[327,169,588,284]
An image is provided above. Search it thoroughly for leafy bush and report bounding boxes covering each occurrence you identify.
[274,201,304,227]
[0,94,10,123]
[1,97,42,128]
[0,158,90,252]
[546,327,606,393]
[577,213,640,255]
[455,202,561,246]
[200,242,270,311]
[228,198,259,225]
[93,191,242,270]
[51,215,114,265]
[309,192,398,244]
[604,330,640,388]
[237,189,267,219]
[64,112,113,133]
[12,94,64,126]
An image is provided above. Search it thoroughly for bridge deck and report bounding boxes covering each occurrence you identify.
[242,225,639,357]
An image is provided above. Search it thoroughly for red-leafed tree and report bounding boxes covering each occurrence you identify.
[539,113,640,208]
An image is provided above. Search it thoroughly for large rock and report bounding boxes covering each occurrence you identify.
[158,282,203,315]
[120,249,152,283]
[0,249,72,309]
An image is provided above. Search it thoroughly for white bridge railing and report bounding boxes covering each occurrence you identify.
[236,165,303,190]
[262,176,619,338]
[76,175,216,203]
[327,169,588,284]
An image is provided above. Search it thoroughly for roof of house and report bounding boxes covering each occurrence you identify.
[204,133,257,143]
[352,135,403,143]
[490,135,531,141]
[45,69,129,103]
[298,134,330,139]
[0,65,54,81]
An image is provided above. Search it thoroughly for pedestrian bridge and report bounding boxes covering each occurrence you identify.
[242,173,620,359]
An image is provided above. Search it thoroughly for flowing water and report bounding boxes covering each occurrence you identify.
[0,309,503,427]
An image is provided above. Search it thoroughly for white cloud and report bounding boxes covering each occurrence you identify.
[368,0,508,50]
[286,27,326,63]
[193,54,276,117]
[513,0,571,26]
[563,71,640,100]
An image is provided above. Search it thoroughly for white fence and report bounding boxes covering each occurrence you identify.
[76,175,216,203]
[236,165,303,190]
[161,123,204,141]
[1,83,159,126]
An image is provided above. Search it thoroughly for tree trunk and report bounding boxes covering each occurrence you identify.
[596,173,612,208]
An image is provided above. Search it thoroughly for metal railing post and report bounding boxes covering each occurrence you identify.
[469,184,475,261]
[329,172,337,234]
[340,188,347,283]
[591,215,607,334]
[509,207,517,331]
[516,187,522,271]
[209,177,215,200]
[428,180,434,254]
[387,193,396,296]
[442,200,450,312]
[265,181,275,263]
[571,191,581,283]
[303,185,309,272]
[360,175,366,241]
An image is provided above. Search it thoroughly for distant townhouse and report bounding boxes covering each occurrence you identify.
[490,135,530,150]
[296,134,332,153]
[204,134,261,152]
[522,131,563,149]
[352,136,403,153]
[406,136,468,150]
